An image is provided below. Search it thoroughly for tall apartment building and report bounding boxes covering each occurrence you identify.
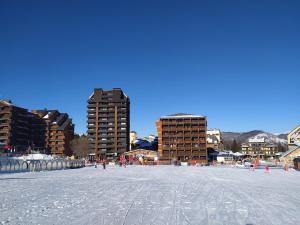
[156,113,207,163]
[0,100,31,152]
[32,110,74,156]
[87,88,130,160]
[0,100,74,156]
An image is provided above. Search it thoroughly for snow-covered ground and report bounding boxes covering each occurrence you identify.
[0,166,299,225]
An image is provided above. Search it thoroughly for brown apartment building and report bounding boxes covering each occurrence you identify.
[87,88,130,160]
[32,110,74,156]
[0,100,74,156]
[156,113,207,163]
[0,100,32,152]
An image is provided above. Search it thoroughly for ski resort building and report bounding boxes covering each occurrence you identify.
[0,100,74,156]
[207,129,224,150]
[31,110,74,156]
[241,135,278,157]
[0,100,32,152]
[281,125,300,162]
[156,113,207,163]
[87,88,130,160]
[130,131,137,150]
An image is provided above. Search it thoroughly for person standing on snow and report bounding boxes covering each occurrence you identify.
[102,159,106,170]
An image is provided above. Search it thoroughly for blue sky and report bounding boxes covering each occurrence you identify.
[0,0,299,137]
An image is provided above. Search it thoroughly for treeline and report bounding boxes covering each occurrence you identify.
[70,134,88,158]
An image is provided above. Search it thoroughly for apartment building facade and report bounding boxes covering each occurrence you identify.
[156,113,207,163]
[0,100,31,152]
[32,110,74,156]
[241,136,278,157]
[0,100,74,156]
[87,88,130,160]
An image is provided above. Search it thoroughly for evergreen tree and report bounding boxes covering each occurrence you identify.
[231,139,240,152]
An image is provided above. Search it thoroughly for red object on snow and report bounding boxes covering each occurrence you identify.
[264,165,270,173]
[4,145,11,150]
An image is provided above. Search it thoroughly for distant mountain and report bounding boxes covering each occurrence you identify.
[222,130,288,144]
[277,133,289,140]
[133,135,158,150]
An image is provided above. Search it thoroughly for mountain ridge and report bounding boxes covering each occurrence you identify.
[222,130,288,144]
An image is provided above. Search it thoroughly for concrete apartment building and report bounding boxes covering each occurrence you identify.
[156,113,207,163]
[87,88,130,160]
[0,100,74,156]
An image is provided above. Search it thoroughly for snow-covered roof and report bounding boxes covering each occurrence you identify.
[43,113,50,119]
[232,152,244,156]
[161,113,205,119]
[249,136,266,143]
[89,92,94,100]
[0,100,13,106]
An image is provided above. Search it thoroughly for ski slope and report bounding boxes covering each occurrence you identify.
[0,166,299,225]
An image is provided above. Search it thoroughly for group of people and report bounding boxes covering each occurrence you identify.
[93,155,129,169]
[94,159,106,169]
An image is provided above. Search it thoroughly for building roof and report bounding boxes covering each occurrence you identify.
[161,113,205,119]
[207,135,219,143]
[54,113,67,125]
[289,124,300,136]
[58,118,72,130]
[0,99,13,106]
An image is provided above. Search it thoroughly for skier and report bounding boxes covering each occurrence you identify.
[102,159,106,170]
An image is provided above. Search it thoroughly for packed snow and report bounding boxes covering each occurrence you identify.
[15,153,54,161]
[0,166,299,225]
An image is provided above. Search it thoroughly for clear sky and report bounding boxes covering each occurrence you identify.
[0,0,299,137]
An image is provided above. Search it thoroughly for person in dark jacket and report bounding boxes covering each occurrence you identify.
[102,159,106,170]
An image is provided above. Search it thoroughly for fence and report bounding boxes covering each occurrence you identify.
[0,159,85,173]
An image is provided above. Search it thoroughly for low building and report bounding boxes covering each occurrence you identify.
[156,113,207,163]
[241,135,278,157]
[216,151,234,164]
[207,129,224,150]
[294,157,300,171]
[281,125,300,162]
[288,125,300,146]
[130,131,137,150]
[124,149,158,160]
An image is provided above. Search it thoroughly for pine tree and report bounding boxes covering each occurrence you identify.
[231,139,240,152]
